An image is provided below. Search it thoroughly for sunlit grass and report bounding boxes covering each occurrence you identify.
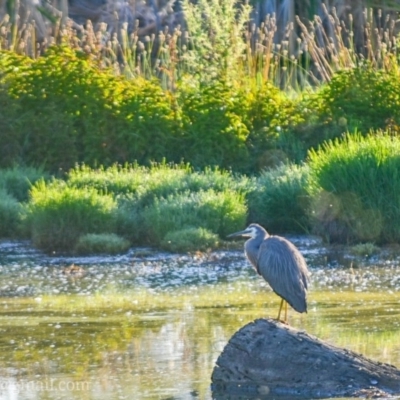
[308,132,400,243]
[33,282,271,312]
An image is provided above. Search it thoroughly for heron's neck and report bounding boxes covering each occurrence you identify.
[251,232,268,247]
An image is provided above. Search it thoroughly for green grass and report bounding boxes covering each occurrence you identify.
[307,131,400,243]
[161,227,220,253]
[247,163,311,233]
[0,165,50,202]
[8,132,400,251]
[8,164,252,253]
[143,189,247,245]
[67,163,253,249]
[349,243,379,258]
[68,163,251,201]
[0,188,22,238]
[74,233,130,255]
[68,162,191,198]
[25,180,118,253]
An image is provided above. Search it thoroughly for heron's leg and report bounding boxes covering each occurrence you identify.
[284,300,288,323]
[277,298,284,321]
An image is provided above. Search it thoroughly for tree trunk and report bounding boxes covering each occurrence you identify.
[211,318,400,399]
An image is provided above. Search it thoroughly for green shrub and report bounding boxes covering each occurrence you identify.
[317,66,400,133]
[307,131,400,243]
[349,242,379,258]
[178,82,250,171]
[181,0,251,82]
[67,163,252,246]
[283,91,345,153]
[74,233,130,255]
[102,77,179,166]
[247,164,310,234]
[0,189,22,238]
[0,166,50,202]
[1,47,104,171]
[243,82,303,171]
[0,47,179,172]
[161,227,219,253]
[291,66,400,153]
[67,163,152,196]
[25,180,117,253]
[143,189,247,245]
[0,90,23,168]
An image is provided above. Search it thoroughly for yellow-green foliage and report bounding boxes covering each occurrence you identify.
[181,0,251,82]
[316,67,400,133]
[0,45,300,174]
[67,162,192,198]
[26,180,117,253]
[243,81,302,169]
[0,46,178,172]
[68,162,251,203]
[291,66,400,151]
[177,81,297,172]
[178,82,250,170]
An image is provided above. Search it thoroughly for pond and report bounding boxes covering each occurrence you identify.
[1,238,400,400]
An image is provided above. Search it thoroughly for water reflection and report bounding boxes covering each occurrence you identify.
[0,239,400,399]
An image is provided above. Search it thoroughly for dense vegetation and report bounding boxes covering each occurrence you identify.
[1,1,400,253]
[2,139,400,255]
[2,47,400,176]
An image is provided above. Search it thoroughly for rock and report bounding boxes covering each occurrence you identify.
[211,318,400,399]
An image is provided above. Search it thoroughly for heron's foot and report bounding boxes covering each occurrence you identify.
[276,318,289,325]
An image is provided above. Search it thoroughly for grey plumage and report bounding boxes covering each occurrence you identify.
[228,223,310,320]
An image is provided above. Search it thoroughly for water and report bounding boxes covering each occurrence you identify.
[1,238,400,399]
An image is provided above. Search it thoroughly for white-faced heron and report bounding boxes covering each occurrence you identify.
[228,223,310,323]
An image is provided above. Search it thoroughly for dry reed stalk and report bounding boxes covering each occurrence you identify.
[1,1,400,89]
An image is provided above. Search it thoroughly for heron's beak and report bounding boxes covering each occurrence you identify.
[227,229,250,238]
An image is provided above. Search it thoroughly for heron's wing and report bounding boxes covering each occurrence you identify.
[256,236,310,313]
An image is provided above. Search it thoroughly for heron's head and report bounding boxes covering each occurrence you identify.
[227,223,266,239]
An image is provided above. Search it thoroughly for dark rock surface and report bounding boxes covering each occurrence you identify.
[211,318,400,399]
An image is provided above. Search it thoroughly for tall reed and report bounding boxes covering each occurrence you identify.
[2,1,400,90]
